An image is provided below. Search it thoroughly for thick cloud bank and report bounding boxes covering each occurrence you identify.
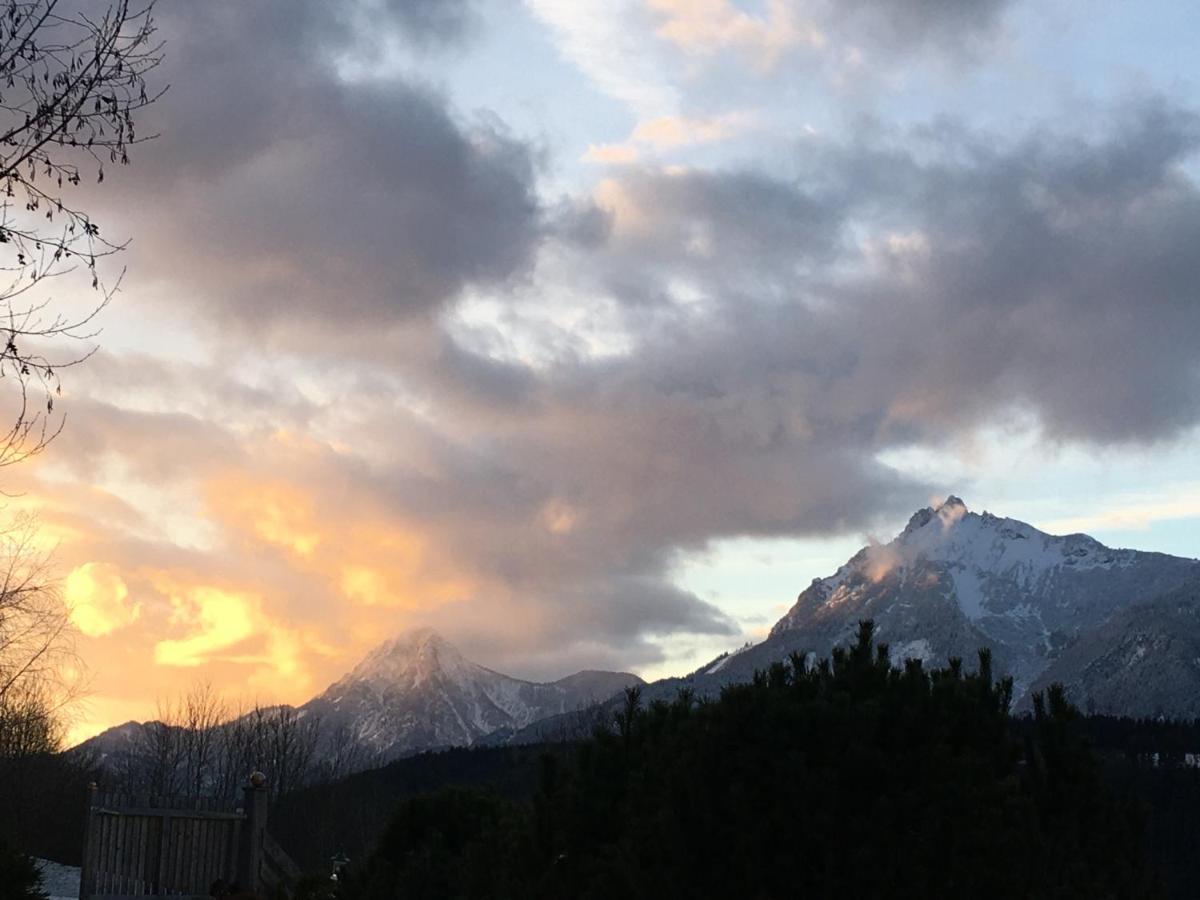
[22,0,1200,731]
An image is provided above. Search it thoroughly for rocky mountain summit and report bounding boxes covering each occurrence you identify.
[509,497,1200,741]
[298,628,642,760]
[763,496,1200,701]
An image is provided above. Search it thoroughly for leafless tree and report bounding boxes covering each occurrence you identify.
[212,699,251,801]
[0,677,60,756]
[0,512,77,754]
[179,681,225,798]
[138,696,183,796]
[126,693,327,801]
[216,702,323,800]
[264,705,321,799]
[0,0,163,469]
[312,720,376,784]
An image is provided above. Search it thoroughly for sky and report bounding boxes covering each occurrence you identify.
[7,0,1200,744]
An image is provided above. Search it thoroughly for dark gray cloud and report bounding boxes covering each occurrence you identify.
[815,0,1015,56]
[100,0,538,332]
[588,168,843,305]
[378,0,481,47]
[815,101,1200,443]
[548,100,1200,448]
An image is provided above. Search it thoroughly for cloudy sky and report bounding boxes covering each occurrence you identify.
[12,0,1200,742]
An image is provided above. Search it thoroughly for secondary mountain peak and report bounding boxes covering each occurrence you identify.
[303,630,643,761]
[346,627,466,687]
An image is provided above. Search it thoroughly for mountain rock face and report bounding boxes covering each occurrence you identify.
[76,719,154,765]
[299,628,643,761]
[762,496,1200,700]
[1030,581,1200,718]
[506,497,1200,741]
[688,497,1200,714]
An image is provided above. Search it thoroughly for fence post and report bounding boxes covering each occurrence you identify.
[236,772,268,893]
[78,782,98,900]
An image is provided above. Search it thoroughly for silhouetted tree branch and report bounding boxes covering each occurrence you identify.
[0,0,162,470]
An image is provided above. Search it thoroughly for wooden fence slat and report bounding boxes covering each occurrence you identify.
[100,815,112,892]
[160,815,174,893]
[142,815,151,895]
[204,817,214,889]
[120,815,127,894]
[116,816,126,895]
[168,816,180,892]
[135,815,147,895]
[124,814,133,894]
[178,815,189,890]
[150,814,163,894]
[185,818,196,893]
[206,817,216,888]
[190,819,201,894]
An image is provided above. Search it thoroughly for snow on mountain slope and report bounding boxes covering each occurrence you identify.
[300,628,643,761]
[1030,580,1200,717]
[761,496,1199,698]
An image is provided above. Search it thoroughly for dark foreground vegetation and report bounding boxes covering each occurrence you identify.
[334,623,1158,899]
[9,624,1200,898]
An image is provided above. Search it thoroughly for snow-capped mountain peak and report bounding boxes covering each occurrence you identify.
[500,498,1200,744]
[760,496,1200,702]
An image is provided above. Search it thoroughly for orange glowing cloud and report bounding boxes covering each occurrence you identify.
[582,143,641,165]
[65,562,139,638]
[648,0,823,69]
[582,114,755,166]
[214,476,323,557]
[154,583,259,667]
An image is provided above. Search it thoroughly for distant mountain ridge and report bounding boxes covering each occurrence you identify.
[80,628,642,766]
[82,498,1200,766]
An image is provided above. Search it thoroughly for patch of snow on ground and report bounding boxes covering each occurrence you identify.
[36,858,80,900]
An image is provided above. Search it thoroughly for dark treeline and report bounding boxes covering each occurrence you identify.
[0,681,101,867]
[1083,715,1200,759]
[0,744,98,866]
[336,623,1165,900]
[273,744,565,872]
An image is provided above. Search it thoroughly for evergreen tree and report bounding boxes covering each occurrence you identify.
[0,836,48,900]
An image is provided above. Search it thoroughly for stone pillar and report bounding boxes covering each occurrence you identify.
[236,772,268,892]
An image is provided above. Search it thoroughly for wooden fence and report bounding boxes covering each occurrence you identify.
[79,778,299,899]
